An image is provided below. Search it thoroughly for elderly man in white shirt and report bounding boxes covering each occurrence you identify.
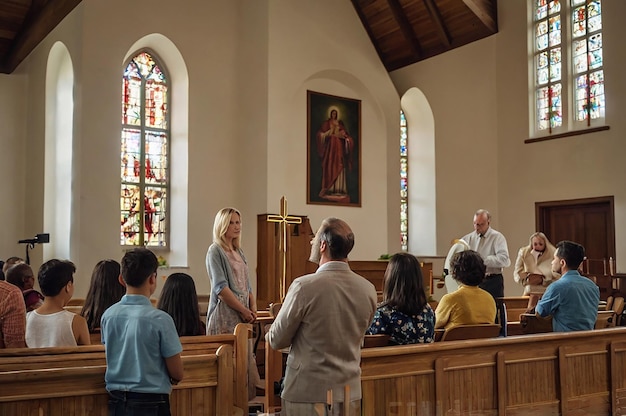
[462,209,510,299]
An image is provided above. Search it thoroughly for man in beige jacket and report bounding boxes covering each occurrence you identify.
[266,217,377,415]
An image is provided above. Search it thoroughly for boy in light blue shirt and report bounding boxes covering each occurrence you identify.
[101,248,183,416]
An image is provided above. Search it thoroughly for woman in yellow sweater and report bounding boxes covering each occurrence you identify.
[435,250,496,330]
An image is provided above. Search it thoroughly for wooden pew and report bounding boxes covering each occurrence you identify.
[497,296,531,336]
[360,327,626,415]
[498,296,530,321]
[0,344,234,416]
[81,323,249,412]
[198,294,210,324]
[0,323,250,414]
[180,323,250,413]
[65,295,210,327]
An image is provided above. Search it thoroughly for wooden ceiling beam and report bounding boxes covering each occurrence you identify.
[0,0,82,74]
[422,0,451,47]
[463,0,498,33]
[386,0,421,59]
[350,0,391,71]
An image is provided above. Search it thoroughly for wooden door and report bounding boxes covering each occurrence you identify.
[536,196,615,278]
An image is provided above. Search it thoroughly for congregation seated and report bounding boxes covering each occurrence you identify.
[365,253,434,344]
[80,259,125,334]
[157,272,206,336]
[25,259,90,347]
[435,250,497,330]
[5,263,44,312]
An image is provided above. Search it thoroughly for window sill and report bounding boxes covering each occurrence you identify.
[525,126,610,144]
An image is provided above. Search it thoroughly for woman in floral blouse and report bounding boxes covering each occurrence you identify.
[366,252,435,344]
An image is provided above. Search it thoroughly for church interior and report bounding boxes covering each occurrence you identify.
[2,1,626,414]
[0,0,624,300]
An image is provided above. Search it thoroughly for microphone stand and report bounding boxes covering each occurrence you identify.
[24,242,35,265]
[17,237,42,265]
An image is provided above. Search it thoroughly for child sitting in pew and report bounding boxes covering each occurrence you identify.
[80,259,125,333]
[157,273,206,336]
[25,259,91,347]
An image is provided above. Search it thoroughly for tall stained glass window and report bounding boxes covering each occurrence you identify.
[120,51,169,247]
[533,0,605,134]
[571,0,604,123]
[400,111,408,251]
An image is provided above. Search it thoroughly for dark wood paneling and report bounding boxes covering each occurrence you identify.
[536,196,615,295]
[256,214,315,310]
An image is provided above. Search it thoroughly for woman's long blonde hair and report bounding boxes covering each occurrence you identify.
[213,207,242,250]
[529,232,556,253]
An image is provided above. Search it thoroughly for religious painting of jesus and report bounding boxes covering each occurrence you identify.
[307,90,361,207]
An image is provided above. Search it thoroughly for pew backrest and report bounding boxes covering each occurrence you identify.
[497,296,530,322]
[363,334,391,348]
[176,323,250,412]
[596,309,615,329]
[0,345,234,416]
[360,327,626,416]
[439,323,501,341]
[520,313,553,334]
[0,324,249,414]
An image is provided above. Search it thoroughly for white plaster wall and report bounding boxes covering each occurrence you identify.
[391,37,499,255]
[495,0,626,277]
[11,0,246,296]
[6,0,625,301]
[234,0,270,295]
[0,75,27,258]
[6,0,400,297]
[266,0,401,261]
[390,0,626,296]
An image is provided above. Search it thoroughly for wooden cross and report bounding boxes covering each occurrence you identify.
[267,196,302,301]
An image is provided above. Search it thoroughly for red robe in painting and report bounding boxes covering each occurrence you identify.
[316,117,354,197]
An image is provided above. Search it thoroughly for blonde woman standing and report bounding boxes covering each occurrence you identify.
[205,207,260,399]
[514,232,560,295]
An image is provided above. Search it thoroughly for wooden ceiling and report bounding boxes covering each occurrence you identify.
[0,0,497,75]
[351,0,498,71]
[0,0,82,74]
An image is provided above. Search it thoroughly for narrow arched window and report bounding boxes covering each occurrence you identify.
[400,110,408,251]
[120,51,169,247]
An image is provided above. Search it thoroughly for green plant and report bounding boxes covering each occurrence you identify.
[157,255,168,268]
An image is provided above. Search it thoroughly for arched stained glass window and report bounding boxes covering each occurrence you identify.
[400,110,408,251]
[120,51,169,247]
[533,0,605,135]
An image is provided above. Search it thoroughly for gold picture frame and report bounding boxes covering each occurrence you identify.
[306,90,361,207]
